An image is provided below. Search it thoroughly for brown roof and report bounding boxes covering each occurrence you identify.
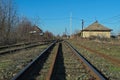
[83,21,112,31]
[29,25,43,34]
[32,25,42,32]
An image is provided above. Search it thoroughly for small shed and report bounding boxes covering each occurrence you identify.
[117,35,120,39]
[30,25,43,35]
[81,21,112,38]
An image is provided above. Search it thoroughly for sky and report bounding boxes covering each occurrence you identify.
[15,0,120,35]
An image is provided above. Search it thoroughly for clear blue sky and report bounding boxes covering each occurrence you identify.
[15,0,120,35]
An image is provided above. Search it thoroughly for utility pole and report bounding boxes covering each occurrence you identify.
[81,19,84,37]
[65,28,68,38]
[65,28,67,35]
[70,13,72,37]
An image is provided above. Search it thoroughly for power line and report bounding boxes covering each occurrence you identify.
[101,14,120,24]
[41,17,70,21]
[101,14,120,21]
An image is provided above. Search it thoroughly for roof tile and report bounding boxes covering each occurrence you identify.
[83,21,112,31]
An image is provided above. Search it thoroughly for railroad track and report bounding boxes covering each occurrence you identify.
[11,40,107,80]
[0,42,38,50]
[0,40,53,51]
[0,41,51,55]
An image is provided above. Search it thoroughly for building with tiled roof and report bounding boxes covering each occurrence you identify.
[81,21,112,38]
[29,25,43,35]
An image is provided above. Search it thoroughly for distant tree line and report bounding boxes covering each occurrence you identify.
[0,0,54,46]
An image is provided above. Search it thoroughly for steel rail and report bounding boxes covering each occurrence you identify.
[65,41,107,80]
[45,43,59,80]
[0,42,36,50]
[0,40,53,50]
[11,40,57,80]
[0,43,49,55]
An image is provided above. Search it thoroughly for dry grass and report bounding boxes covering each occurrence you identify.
[69,38,120,60]
[68,38,120,80]
[0,45,48,80]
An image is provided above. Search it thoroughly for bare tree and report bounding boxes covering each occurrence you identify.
[0,0,53,45]
[0,0,18,45]
[0,0,6,44]
[43,31,54,40]
[16,17,33,42]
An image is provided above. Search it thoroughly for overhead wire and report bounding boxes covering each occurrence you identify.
[101,14,120,24]
[32,14,120,35]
